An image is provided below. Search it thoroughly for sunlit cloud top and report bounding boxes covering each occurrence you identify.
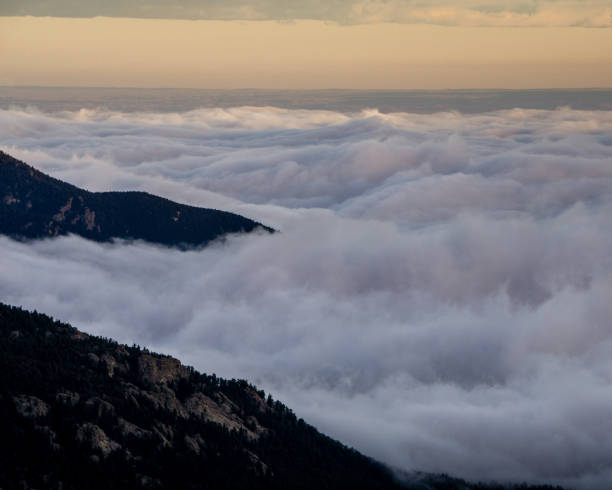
[2,0,612,26]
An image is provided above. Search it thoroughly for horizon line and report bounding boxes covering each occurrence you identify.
[3,85,612,92]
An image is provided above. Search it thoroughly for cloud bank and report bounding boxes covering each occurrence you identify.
[2,105,612,488]
[1,0,611,26]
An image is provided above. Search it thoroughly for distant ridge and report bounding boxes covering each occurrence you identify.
[0,150,273,247]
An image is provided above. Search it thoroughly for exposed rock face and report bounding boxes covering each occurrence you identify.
[76,423,121,458]
[138,354,190,385]
[13,395,50,419]
[183,392,262,438]
[0,150,274,248]
[4,194,19,205]
[117,417,152,440]
[183,434,206,456]
[101,353,128,377]
[85,397,116,418]
[245,386,268,413]
[52,197,73,222]
[140,385,187,418]
[247,449,270,475]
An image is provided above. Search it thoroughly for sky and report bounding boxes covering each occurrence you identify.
[1,0,612,88]
[2,104,612,488]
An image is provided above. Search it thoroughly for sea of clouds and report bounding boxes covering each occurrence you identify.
[2,105,612,488]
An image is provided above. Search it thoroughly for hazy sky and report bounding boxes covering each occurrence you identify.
[1,0,612,89]
[2,16,612,89]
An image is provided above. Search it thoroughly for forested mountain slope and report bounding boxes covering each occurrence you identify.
[0,151,272,247]
[0,303,565,490]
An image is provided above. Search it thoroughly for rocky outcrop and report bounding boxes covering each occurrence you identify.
[76,423,121,458]
[85,397,116,418]
[137,354,190,385]
[117,417,153,440]
[101,353,128,377]
[183,392,261,438]
[140,385,187,418]
[183,433,206,456]
[13,394,50,419]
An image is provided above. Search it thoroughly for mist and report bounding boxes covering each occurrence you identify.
[2,105,612,488]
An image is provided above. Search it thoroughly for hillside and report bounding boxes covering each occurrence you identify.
[0,150,273,247]
[0,303,565,490]
[0,303,404,490]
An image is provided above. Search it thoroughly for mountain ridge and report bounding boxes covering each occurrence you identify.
[0,302,406,490]
[0,150,273,247]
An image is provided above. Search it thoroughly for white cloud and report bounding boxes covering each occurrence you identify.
[2,105,612,488]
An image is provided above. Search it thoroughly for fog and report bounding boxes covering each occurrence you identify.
[2,106,612,488]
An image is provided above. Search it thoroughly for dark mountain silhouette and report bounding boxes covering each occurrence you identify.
[0,150,273,247]
[0,303,565,490]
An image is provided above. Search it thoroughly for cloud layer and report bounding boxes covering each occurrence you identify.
[2,0,612,26]
[2,105,612,488]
